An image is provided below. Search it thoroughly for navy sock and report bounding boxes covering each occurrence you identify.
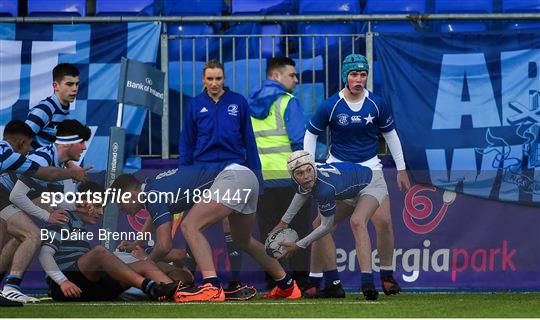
[5,275,22,290]
[0,272,6,283]
[276,274,294,290]
[309,272,323,288]
[203,276,222,288]
[361,272,374,286]
[225,232,242,281]
[380,268,393,280]
[323,269,340,288]
[141,278,156,294]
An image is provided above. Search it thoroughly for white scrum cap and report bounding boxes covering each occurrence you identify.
[287,150,314,176]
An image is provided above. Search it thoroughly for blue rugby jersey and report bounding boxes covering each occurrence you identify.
[144,163,227,227]
[0,140,39,175]
[0,143,64,209]
[307,90,395,163]
[297,162,372,217]
[0,140,40,209]
[25,94,70,149]
[42,211,91,271]
[179,88,261,174]
[25,144,64,192]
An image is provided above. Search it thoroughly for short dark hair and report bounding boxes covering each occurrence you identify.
[111,174,141,192]
[53,63,80,83]
[56,119,91,142]
[3,120,35,139]
[266,57,295,78]
[203,59,225,76]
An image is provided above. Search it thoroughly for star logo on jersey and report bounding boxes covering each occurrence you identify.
[364,113,375,125]
[200,107,208,113]
[337,113,349,126]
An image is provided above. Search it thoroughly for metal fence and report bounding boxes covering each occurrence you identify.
[3,13,540,159]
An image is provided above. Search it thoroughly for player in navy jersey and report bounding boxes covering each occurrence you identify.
[25,63,79,150]
[111,163,301,302]
[39,182,181,302]
[0,120,91,303]
[179,59,262,293]
[303,54,411,300]
[272,151,383,299]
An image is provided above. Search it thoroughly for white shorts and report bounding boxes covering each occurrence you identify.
[343,170,388,207]
[209,164,259,214]
[114,250,139,264]
[0,204,21,222]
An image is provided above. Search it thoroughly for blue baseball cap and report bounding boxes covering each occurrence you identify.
[341,54,369,85]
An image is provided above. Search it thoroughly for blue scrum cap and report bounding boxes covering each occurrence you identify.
[341,54,369,85]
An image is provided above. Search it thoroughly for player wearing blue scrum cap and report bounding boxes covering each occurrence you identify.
[303,54,411,301]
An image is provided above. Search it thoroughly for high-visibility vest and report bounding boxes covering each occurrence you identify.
[251,93,293,181]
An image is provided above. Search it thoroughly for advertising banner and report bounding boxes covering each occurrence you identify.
[0,22,161,171]
[374,32,540,206]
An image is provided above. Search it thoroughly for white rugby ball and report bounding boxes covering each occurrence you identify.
[265,228,299,258]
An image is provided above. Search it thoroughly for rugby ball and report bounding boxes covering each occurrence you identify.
[265,228,299,258]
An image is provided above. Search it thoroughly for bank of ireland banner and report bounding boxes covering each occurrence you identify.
[0,22,161,171]
[374,32,540,206]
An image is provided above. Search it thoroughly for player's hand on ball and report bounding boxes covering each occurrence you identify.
[60,280,82,298]
[268,221,288,236]
[278,242,299,260]
[265,228,299,258]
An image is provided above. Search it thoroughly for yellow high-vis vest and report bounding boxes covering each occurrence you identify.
[251,93,293,181]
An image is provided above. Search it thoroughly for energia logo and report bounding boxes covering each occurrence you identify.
[402,184,456,234]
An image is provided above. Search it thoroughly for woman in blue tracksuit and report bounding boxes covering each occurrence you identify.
[179,60,261,174]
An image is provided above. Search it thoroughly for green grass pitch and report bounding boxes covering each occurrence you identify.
[1,293,540,318]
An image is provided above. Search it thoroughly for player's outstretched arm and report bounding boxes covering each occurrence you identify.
[280,192,310,227]
[31,165,92,182]
[9,180,52,222]
[39,245,82,298]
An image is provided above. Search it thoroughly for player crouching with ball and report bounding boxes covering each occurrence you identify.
[271,150,390,301]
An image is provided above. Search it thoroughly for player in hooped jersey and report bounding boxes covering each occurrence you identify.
[303,54,411,300]
[25,63,79,150]
[0,120,91,304]
[0,120,88,306]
